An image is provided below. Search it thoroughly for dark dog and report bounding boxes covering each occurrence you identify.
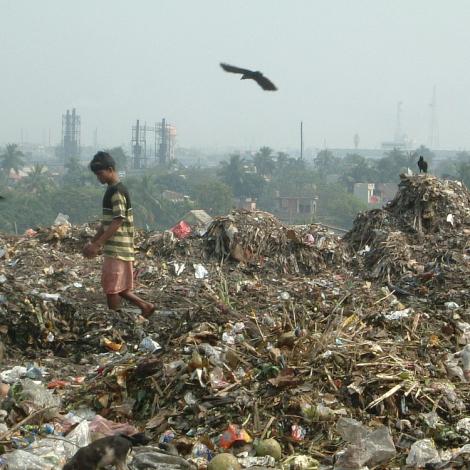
[63,433,149,470]
[417,155,428,173]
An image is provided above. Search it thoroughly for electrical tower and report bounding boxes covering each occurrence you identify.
[157,118,176,165]
[131,118,176,169]
[428,86,439,149]
[61,108,80,160]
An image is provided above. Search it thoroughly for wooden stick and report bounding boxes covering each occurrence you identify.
[0,406,56,441]
[261,416,276,439]
[366,383,403,410]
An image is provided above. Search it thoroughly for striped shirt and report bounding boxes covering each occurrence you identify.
[102,182,135,262]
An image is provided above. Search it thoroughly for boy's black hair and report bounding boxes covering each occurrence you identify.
[90,151,116,173]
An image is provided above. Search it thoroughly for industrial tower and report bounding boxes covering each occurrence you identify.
[131,118,176,169]
[61,108,81,160]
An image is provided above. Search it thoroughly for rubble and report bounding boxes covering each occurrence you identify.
[0,176,470,468]
[205,209,347,273]
[346,174,470,305]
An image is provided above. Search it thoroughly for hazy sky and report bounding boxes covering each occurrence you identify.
[2,0,470,150]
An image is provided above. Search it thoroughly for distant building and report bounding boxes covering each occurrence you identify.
[275,194,317,223]
[182,210,213,228]
[376,183,398,204]
[353,182,398,205]
[235,198,257,211]
[353,183,375,204]
[8,168,29,182]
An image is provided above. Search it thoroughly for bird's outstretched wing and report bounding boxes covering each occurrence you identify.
[220,63,252,75]
[254,74,277,91]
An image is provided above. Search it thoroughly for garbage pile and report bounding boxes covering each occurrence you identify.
[1,183,470,469]
[205,210,347,273]
[345,175,470,304]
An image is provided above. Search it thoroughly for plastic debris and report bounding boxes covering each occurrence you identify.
[139,337,162,353]
[406,439,441,467]
[291,424,306,442]
[0,176,469,468]
[219,425,252,449]
[171,221,192,239]
[334,418,396,469]
[281,455,320,470]
[193,263,208,279]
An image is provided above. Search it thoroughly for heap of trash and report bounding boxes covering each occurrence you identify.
[0,175,470,469]
[346,174,470,304]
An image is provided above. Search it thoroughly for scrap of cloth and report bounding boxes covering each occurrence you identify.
[101,256,134,294]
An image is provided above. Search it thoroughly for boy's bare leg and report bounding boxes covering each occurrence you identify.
[107,294,122,311]
[119,290,155,318]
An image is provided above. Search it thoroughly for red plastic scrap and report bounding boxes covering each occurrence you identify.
[219,424,252,449]
[170,221,192,239]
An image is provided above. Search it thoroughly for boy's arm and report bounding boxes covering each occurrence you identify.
[91,224,105,242]
[83,219,123,257]
[93,218,123,247]
[84,192,126,257]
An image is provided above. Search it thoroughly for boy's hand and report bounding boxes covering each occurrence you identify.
[83,242,100,258]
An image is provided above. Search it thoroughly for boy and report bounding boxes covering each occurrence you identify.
[83,151,155,318]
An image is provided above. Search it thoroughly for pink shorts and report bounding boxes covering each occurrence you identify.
[101,257,134,295]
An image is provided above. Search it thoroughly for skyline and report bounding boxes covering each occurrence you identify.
[2,1,470,149]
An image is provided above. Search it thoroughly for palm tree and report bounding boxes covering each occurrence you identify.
[127,174,165,227]
[254,146,275,177]
[20,164,52,193]
[218,154,246,196]
[1,144,25,177]
[64,157,95,185]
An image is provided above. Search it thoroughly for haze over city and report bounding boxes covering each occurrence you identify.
[2,0,470,150]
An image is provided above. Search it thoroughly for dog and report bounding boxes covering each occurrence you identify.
[417,155,428,173]
[63,433,149,470]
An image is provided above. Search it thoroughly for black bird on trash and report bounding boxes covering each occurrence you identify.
[417,156,428,173]
[220,63,277,91]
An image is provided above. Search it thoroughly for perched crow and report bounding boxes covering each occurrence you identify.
[417,156,428,173]
[220,63,277,91]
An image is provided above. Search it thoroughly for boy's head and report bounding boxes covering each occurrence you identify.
[90,151,117,184]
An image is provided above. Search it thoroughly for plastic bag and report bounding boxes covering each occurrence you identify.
[3,449,56,470]
[88,414,138,436]
[131,447,194,469]
[53,213,71,226]
[63,420,91,459]
[334,418,396,469]
[170,221,191,239]
[19,379,61,419]
[193,264,208,279]
[0,366,27,384]
[406,439,441,467]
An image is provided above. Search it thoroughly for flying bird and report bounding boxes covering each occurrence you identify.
[220,63,277,91]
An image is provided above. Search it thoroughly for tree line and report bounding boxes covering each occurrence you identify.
[1,143,470,234]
